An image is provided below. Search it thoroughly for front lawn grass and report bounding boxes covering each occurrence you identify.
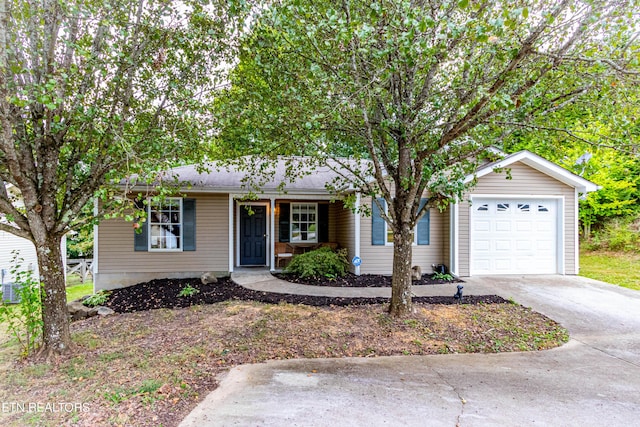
[580,250,640,291]
[66,273,93,302]
[66,283,93,302]
[0,300,568,427]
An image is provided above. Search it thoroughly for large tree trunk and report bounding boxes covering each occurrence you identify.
[35,234,72,356]
[389,225,414,317]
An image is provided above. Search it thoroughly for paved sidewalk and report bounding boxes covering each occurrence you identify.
[231,270,475,298]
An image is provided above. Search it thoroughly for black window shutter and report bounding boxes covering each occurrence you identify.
[318,204,329,242]
[417,198,430,245]
[134,199,148,251]
[183,198,196,251]
[372,198,386,245]
[278,203,290,242]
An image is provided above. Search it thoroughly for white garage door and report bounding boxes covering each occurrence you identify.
[471,199,558,275]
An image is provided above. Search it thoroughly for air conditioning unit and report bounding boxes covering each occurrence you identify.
[1,282,21,304]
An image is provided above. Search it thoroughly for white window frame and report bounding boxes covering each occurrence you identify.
[148,197,183,252]
[290,202,318,243]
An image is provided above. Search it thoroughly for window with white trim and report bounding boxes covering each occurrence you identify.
[149,198,182,250]
[291,203,317,242]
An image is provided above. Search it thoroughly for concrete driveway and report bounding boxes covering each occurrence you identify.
[180,276,640,426]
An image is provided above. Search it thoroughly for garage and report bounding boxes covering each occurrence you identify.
[451,150,599,277]
[471,198,559,275]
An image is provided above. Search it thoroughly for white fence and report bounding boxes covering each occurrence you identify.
[66,259,93,283]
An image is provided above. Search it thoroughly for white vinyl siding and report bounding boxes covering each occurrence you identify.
[0,232,39,283]
[95,194,229,289]
[360,195,448,275]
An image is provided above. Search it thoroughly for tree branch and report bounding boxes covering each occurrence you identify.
[342,0,392,206]
[0,221,31,240]
[0,183,31,235]
[489,120,637,153]
[532,50,640,76]
[436,0,572,149]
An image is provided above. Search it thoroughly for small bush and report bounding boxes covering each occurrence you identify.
[178,284,200,298]
[432,272,454,281]
[582,234,604,252]
[0,251,43,357]
[83,290,111,307]
[584,218,640,253]
[607,224,639,252]
[284,247,349,279]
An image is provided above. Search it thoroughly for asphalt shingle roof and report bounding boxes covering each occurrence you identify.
[146,157,371,195]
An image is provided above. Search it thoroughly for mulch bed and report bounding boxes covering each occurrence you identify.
[105,277,505,314]
[273,272,463,287]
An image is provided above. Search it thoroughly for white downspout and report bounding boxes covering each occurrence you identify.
[354,193,361,276]
[450,201,459,277]
[228,194,234,273]
[575,188,579,275]
[270,197,276,271]
[93,198,99,293]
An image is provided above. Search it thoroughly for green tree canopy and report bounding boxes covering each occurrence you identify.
[217,0,639,315]
[0,0,249,356]
[496,56,640,236]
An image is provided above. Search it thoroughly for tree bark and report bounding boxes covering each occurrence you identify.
[35,234,72,356]
[583,222,591,240]
[389,224,414,316]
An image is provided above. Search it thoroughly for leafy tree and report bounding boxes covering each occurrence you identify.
[499,72,640,236]
[218,0,639,316]
[67,226,94,259]
[575,150,639,237]
[0,0,247,356]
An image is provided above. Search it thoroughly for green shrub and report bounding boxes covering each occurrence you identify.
[606,222,639,252]
[284,247,349,279]
[432,272,454,281]
[582,233,604,252]
[583,218,640,253]
[83,290,111,307]
[0,252,43,357]
[178,284,200,298]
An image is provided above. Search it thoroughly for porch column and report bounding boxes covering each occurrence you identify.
[574,188,579,275]
[354,193,361,276]
[449,201,458,276]
[270,197,276,271]
[228,194,234,273]
[93,198,99,294]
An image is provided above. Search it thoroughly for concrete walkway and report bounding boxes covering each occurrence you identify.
[180,274,640,427]
[231,269,466,298]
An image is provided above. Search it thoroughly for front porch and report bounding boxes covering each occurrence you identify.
[229,196,361,274]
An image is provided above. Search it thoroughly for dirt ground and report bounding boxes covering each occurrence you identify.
[0,277,568,427]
